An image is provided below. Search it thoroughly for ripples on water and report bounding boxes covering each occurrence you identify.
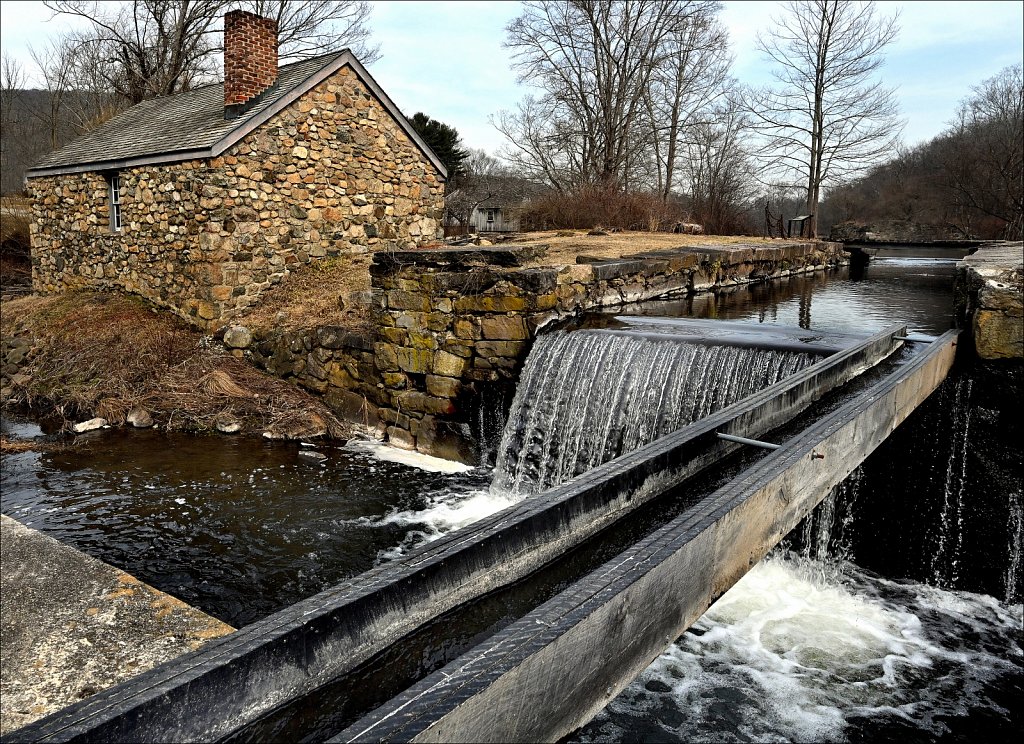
[572,554,1023,743]
[0,426,491,627]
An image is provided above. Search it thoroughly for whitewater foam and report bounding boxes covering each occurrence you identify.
[575,555,1023,743]
[344,439,475,474]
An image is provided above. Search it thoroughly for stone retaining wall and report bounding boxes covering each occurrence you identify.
[955,242,1023,360]
[367,241,847,459]
[242,326,382,428]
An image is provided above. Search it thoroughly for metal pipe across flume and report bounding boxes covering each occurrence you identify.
[716,432,781,450]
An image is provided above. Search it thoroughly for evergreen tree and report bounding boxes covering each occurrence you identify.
[409,112,468,184]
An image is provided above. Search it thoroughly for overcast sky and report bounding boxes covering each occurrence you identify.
[2,0,1022,156]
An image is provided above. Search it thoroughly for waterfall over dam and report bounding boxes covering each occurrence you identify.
[492,328,819,494]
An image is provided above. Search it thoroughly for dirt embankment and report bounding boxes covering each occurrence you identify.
[0,292,353,443]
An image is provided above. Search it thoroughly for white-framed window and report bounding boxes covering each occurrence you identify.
[486,208,496,223]
[107,172,122,232]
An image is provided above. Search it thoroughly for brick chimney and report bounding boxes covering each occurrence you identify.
[223,9,278,119]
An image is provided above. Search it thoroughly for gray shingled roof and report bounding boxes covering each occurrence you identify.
[26,52,446,179]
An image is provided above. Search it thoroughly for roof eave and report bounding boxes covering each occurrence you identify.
[26,51,449,182]
[24,148,214,179]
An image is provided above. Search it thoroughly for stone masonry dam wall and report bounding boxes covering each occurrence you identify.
[237,241,849,460]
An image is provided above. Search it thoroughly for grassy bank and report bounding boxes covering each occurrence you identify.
[0,292,352,440]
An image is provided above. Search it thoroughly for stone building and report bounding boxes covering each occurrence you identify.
[25,10,447,327]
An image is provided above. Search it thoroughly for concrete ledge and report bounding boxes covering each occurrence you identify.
[338,331,960,743]
[0,516,233,737]
[5,325,903,743]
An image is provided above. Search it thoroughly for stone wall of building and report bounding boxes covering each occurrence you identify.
[28,65,444,327]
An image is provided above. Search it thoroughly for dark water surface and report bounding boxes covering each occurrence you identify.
[0,429,488,626]
[621,255,958,335]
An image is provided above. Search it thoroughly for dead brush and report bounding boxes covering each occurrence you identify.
[0,434,81,455]
[199,369,254,398]
[236,253,375,333]
[5,292,353,440]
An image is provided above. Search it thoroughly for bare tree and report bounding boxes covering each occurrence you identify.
[29,35,124,144]
[0,54,24,124]
[682,97,755,234]
[819,64,1022,239]
[497,0,694,191]
[29,38,78,148]
[44,0,379,104]
[941,64,1023,239]
[1,53,28,192]
[745,0,903,236]
[244,0,378,63]
[643,3,731,201]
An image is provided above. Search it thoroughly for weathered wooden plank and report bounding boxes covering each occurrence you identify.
[337,331,959,744]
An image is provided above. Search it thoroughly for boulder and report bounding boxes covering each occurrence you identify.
[126,408,154,428]
[223,325,253,349]
[216,415,242,434]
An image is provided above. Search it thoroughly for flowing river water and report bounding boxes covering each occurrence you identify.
[1,253,1021,740]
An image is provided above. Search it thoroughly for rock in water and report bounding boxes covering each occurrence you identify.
[73,418,107,434]
[298,450,328,465]
[216,417,242,434]
[126,408,154,428]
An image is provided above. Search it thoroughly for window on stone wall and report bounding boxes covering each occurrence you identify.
[107,173,122,232]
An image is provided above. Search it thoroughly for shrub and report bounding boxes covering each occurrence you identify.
[519,185,686,232]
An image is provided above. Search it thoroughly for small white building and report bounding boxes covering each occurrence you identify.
[468,203,520,233]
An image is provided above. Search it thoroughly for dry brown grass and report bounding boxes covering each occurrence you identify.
[2,292,352,439]
[512,230,782,268]
[0,436,37,453]
[0,435,81,455]
[236,253,374,333]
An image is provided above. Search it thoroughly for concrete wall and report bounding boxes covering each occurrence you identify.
[0,516,233,737]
